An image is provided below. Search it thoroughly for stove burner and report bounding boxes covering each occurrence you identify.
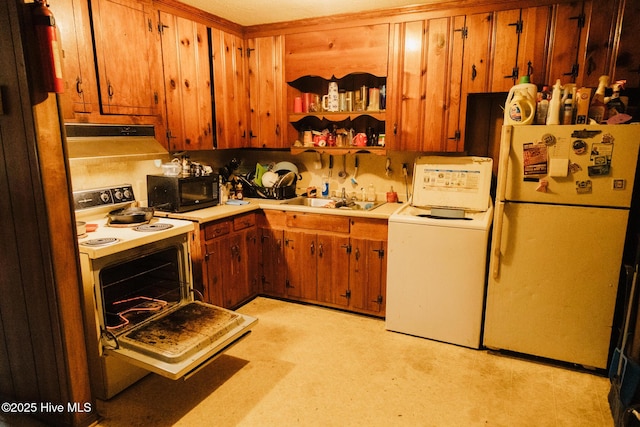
[134,223,174,232]
[80,237,121,247]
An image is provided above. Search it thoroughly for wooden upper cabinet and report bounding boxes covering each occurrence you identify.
[159,12,213,151]
[611,0,639,87]
[90,0,162,116]
[462,12,493,94]
[211,28,249,149]
[247,35,286,148]
[392,17,465,152]
[51,0,98,119]
[546,2,587,85]
[519,6,552,85]
[489,6,550,92]
[284,24,389,81]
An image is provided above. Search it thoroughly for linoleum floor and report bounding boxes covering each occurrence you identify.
[92,296,613,426]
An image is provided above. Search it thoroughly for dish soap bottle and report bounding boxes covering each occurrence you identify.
[588,75,609,124]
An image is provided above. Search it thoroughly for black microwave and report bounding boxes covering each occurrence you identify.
[147,174,219,212]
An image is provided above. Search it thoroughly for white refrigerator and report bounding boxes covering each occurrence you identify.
[484,124,640,369]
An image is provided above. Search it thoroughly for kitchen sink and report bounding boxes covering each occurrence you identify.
[283,197,385,211]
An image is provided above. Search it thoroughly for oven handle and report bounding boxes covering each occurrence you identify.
[182,331,252,380]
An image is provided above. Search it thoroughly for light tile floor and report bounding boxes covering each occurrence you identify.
[95,297,613,426]
[0,297,615,426]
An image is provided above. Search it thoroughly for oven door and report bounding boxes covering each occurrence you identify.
[103,301,257,380]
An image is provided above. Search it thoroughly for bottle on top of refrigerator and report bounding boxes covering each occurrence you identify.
[535,85,550,125]
[562,93,574,125]
[546,80,562,125]
[607,80,626,117]
[588,75,609,123]
[504,76,536,125]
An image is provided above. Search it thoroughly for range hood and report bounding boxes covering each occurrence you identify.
[65,124,168,160]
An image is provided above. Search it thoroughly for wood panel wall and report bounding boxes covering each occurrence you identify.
[0,1,94,426]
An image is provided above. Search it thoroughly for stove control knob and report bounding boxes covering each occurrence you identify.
[114,189,123,200]
[123,188,132,200]
[100,192,110,203]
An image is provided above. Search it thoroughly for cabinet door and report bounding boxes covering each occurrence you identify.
[247,36,286,148]
[245,226,260,296]
[394,20,425,151]
[581,0,621,88]
[349,238,387,316]
[159,12,213,151]
[211,28,248,149]
[52,0,97,118]
[260,227,286,297]
[613,0,640,87]
[462,13,493,94]
[490,8,523,91]
[284,230,317,301]
[316,233,350,307]
[284,24,389,81]
[90,0,161,115]
[547,2,588,84]
[203,239,225,306]
[519,6,552,85]
[225,231,249,307]
[444,15,466,152]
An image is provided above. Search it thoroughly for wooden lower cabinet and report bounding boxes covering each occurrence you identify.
[201,213,257,308]
[258,211,388,317]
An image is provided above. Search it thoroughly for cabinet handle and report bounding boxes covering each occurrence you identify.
[310,241,315,255]
[340,289,351,299]
[275,124,280,136]
[471,65,477,81]
[107,82,114,98]
[249,130,256,138]
[354,247,360,261]
[372,248,385,258]
[504,67,518,80]
[393,123,398,135]
[526,61,533,77]
[318,243,323,258]
[75,77,83,95]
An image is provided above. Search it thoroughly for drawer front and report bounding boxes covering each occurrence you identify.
[285,212,350,233]
[350,218,388,240]
[233,213,256,231]
[204,220,231,240]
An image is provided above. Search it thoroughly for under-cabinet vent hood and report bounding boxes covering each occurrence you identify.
[65,124,168,160]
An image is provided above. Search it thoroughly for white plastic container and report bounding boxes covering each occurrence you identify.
[546,79,562,125]
[504,78,537,125]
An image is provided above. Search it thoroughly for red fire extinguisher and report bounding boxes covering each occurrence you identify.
[31,0,64,93]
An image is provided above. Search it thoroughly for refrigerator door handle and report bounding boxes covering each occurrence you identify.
[491,200,505,279]
[496,126,512,202]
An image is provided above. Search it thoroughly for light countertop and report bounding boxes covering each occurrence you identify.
[154,197,404,223]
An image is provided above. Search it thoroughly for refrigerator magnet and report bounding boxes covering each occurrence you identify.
[536,179,549,192]
[523,142,548,176]
[572,140,587,155]
[576,180,592,194]
[601,133,615,144]
[541,133,556,146]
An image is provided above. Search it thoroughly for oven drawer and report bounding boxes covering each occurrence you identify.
[104,301,257,380]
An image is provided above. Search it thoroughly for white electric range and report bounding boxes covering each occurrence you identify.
[73,184,257,399]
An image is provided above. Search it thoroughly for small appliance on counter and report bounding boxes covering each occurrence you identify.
[385,156,494,349]
[147,173,220,212]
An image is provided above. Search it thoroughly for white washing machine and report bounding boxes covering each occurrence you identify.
[385,156,493,349]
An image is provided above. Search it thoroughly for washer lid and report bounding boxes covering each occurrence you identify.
[411,156,493,211]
